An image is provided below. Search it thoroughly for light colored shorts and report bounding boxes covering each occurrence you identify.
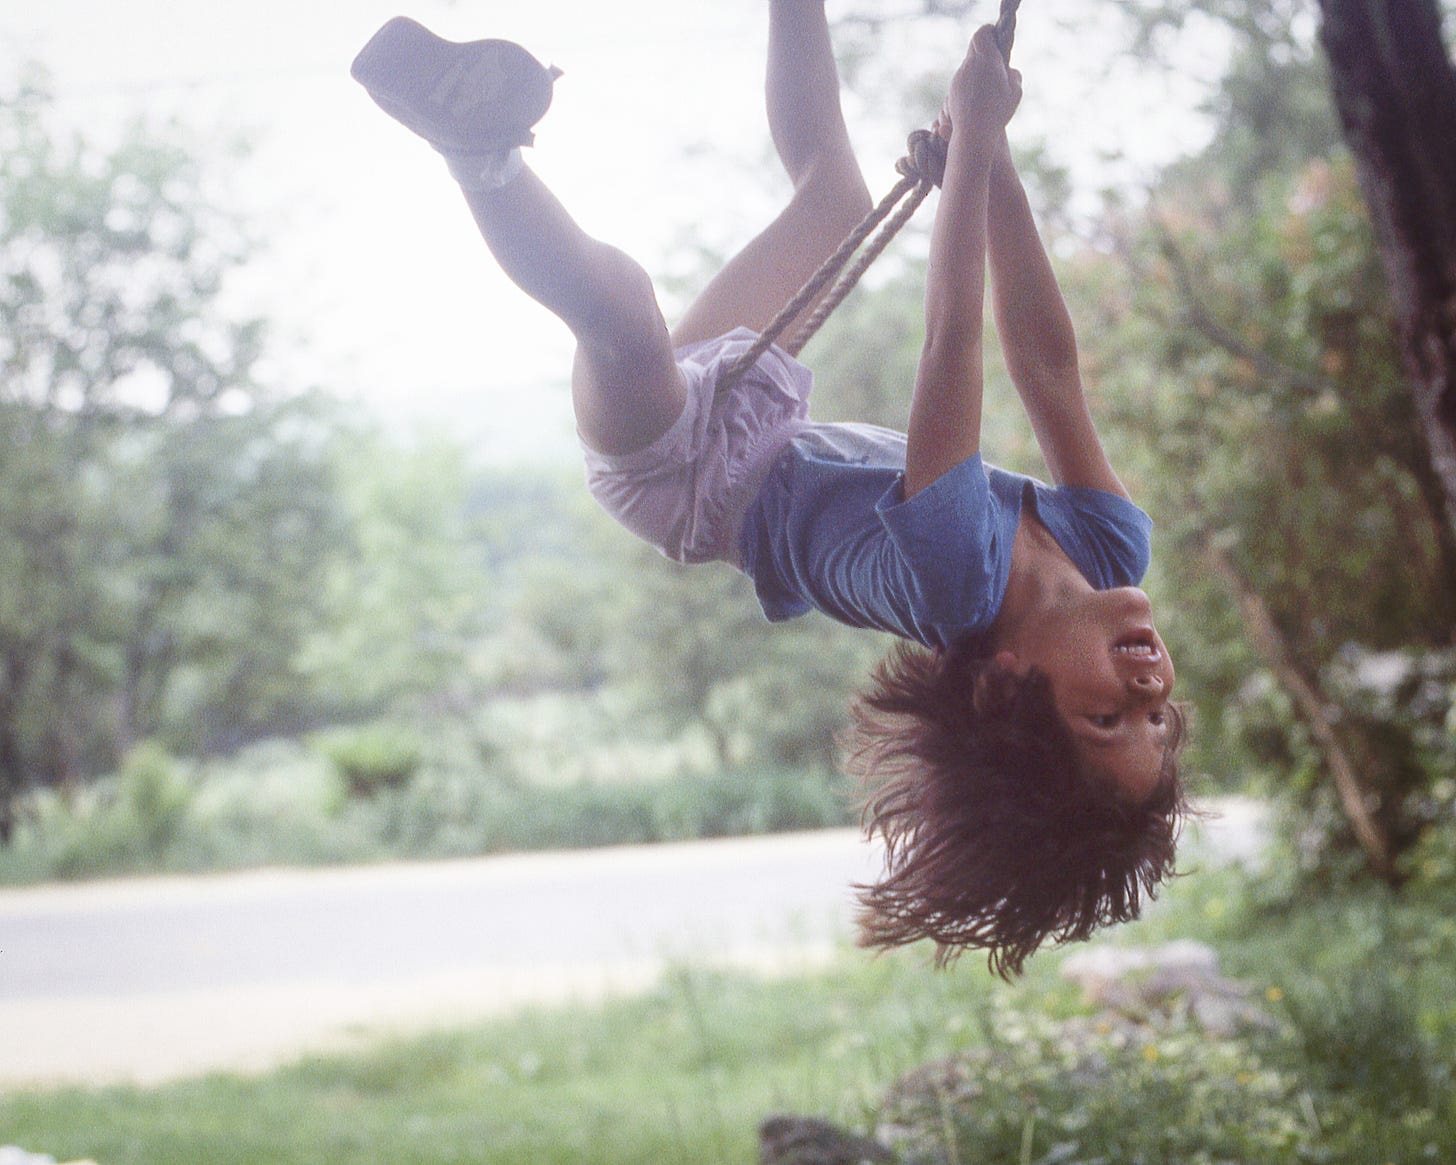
[581,327,812,567]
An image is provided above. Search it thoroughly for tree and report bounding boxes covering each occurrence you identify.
[109,395,347,754]
[0,74,345,836]
[1317,0,1456,541]
[301,427,501,720]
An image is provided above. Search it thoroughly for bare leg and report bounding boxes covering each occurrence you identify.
[672,0,872,347]
[452,0,867,456]
[462,170,684,456]
[353,16,684,456]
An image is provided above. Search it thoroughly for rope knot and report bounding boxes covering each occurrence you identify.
[896,128,948,189]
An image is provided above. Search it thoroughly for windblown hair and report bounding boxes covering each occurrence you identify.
[846,639,1189,979]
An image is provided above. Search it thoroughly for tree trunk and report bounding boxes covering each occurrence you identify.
[1204,544,1396,882]
[1317,0,1456,543]
[0,685,23,846]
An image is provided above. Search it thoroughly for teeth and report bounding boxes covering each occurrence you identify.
[1114,644,1156,657]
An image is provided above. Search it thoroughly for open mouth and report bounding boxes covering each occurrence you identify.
[1113,630,1161,662]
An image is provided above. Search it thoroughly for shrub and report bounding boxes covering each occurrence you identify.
[1281,965,1443,1114]
[119,741,193,856]
[0,737,854,884]
[879,1009,1317,1165]
[650,766,852,841]
[315,725,425,799]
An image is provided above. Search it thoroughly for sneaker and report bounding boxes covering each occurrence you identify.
[351,17,561,153]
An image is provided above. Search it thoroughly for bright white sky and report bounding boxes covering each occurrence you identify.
[2,0,1216,465]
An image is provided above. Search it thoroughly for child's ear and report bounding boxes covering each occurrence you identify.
[973,652,1021,714]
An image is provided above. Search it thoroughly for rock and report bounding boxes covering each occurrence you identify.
[1059,940,1277,1036]
[1059,939,1219,1002]
[0,1151,99,1165]
[758,1114,897,1164]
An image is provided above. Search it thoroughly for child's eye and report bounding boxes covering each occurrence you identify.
[1148,710,1166,727]
[1090,713,1121,729]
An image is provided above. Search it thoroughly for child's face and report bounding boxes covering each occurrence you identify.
[995,586,1177,803]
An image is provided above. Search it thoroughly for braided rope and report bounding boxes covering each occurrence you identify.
[714,168,922,394]
[995,0,1020,60]
[715,132,944,392]
[715,0,1021,393]
[781,131,947,355]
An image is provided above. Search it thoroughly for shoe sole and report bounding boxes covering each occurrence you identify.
[351,17,558,153]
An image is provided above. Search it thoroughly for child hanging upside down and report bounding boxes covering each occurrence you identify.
[352,0,1189,977]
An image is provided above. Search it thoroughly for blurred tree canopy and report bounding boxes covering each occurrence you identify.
[0,77,345,837]
[2,0,1453,898]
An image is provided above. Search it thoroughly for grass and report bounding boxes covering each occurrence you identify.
[5,854,1454,1164]
[1,956,994,1165]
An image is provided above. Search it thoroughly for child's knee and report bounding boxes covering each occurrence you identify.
[570,243,665,344]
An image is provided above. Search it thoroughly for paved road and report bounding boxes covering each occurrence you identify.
[0,830,881,1087]
[0,802,1265,1088]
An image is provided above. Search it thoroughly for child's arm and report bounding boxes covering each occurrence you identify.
[904,28,1020,499]
[987,142,1130,499]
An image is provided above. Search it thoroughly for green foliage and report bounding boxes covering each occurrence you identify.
[1281,965,1442,1114]
[315,725,425,800]
[300,430,501,717]
[117,741,193,856]
[0,742,196,879]
[0,731,853,884]
[318,761,851,862]
[588,533,882,776]
[879,969,1453,1164]
[0,76,349,831]
[1403,782,1456,916]
[883,1013,1317,1164]
[404,766,843,854]
[117,393,351,752]
[1117,0,1344,192]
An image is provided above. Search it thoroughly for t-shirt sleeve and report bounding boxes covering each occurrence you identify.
[872,453,1008,629]
[1044,485,1154,587]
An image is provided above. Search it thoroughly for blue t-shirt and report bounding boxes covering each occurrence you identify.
[737,422,1153,650]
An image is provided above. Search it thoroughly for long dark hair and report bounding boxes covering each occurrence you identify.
[845,640,1189,978]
